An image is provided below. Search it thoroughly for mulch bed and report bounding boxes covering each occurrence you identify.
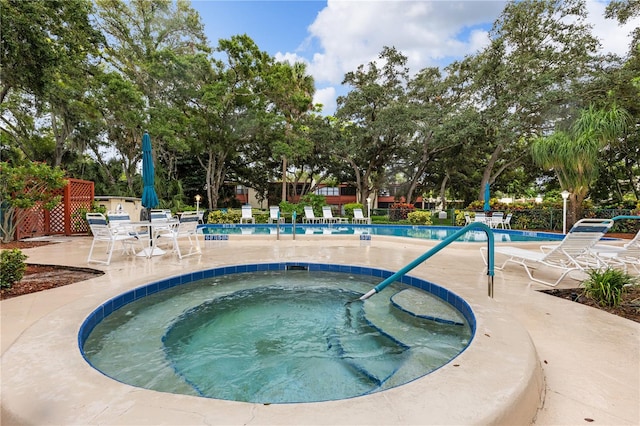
[539,287,640,323]
[1,241,104,300]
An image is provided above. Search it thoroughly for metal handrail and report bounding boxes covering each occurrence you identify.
[359,222,496,300]
[611,215,640,221]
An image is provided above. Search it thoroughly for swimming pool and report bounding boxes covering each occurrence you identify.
[79,263,474,403]
[199,223,564,242]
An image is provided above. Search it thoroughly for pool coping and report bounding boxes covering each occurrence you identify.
[3,235,638,425]
[1,238,543,425]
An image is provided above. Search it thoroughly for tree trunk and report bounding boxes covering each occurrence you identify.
[438,173,449,211]
[281,156,287,202]
[480,144,503,202]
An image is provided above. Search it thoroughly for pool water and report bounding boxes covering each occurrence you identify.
[82,270,472,403]
[200,224,562,242]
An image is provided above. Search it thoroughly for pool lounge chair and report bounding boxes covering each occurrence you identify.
[480,218,615,286]
[322,206,348,224]
[303,206,322,223]
[240,205,255,224]
[352,208,370,224]
[591,230,640,273]
[268,206,285,224]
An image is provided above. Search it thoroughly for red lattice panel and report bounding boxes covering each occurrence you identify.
[15,178,94,240]
[16,204,46,240]
[67,179,93,234]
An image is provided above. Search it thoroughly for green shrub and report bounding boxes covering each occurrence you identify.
[582,268,638,308]
[207,209,241,224]
[1,249,28,289]
[343,203,363,218]
[454,210,467,226]
[299,194,327,216]
[279,201,304,220]
[407,210,433,225]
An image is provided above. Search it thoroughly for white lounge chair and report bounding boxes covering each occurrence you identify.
[481,218,615,286]
[322,206,348,224]
[303,206,322,223]
[463,212,472,225]
[240,205,254,224]
[268,206,285,224]
[352,208,370,224]
[591,230,640,273]
[87,213,139,265]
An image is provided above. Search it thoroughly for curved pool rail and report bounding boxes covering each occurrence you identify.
[360,222,495,300]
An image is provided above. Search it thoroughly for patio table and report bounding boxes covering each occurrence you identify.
[129,220,179,257]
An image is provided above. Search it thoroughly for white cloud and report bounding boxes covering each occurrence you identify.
[291,0,639,116]
[273,51,309,66]
[314,86,337,114]
[306,0,506,84]
[585,0,639,57]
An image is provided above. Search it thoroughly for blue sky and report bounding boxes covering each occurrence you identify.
[191,1,324,55]
[191,1,638,115]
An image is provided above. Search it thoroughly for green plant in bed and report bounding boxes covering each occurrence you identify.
[582,268,638,308]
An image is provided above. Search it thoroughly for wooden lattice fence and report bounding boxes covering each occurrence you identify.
[16,178,94,240]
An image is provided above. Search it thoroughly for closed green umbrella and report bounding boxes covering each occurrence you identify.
[139,132,163,257]
[484,183,491,213]
[141,132,159,214]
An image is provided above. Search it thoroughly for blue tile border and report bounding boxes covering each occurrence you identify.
[78,262,476,352]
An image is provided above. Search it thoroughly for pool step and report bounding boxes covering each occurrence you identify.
[390,288,466,326]
[329,330,407,387]
[360,289,471,390]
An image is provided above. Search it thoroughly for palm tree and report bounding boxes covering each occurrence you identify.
[266,61,315,202]
[531,104,631,226]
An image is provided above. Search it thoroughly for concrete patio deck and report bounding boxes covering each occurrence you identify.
[1,234,638,425]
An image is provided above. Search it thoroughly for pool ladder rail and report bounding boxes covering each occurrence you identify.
[359,222,495,300]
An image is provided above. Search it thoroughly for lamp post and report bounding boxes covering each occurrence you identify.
[195,194,201,215]
[366,196,372,221]
[561,190,570,234]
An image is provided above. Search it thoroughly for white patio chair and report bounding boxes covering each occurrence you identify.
[489,212,504,229]
[148,209,175,237]
[463,212,472,226]
[154,211,201,259]
[352,208,370,224]
[268,206,285,224]
[86,213,138,265]
[240,205,255,224]
[303,206,322,223]
[107,210,148,240]
[480,218,615,286]
[322,206,348,224]
[474,212,486,224]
